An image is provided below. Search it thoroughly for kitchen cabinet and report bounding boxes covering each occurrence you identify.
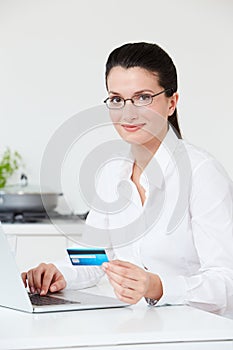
[3,222,85,271]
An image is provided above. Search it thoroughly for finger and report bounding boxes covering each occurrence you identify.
[110,279,137,301]
[103,262,138,281]
[114,290,135,304]
[105,269,138,290]
[26,269,36,294]
[110,260,135,269]
[21,272,27,288]
[49,274,66,293]
[33,265,46,293]
[40,268,56,295]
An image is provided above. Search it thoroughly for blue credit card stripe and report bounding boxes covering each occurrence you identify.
[67,249,106,255]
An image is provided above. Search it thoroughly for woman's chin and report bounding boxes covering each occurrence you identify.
[121,134,157,147]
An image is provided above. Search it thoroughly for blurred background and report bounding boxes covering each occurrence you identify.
[0,0,232,214]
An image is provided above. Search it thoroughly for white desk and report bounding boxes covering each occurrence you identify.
[0,282,233,350]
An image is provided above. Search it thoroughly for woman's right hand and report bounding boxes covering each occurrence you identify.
[21,263,66,296]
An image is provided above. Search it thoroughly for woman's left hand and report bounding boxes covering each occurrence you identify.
[102,260,162,304]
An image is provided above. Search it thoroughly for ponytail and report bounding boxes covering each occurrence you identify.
[168,109,182,139]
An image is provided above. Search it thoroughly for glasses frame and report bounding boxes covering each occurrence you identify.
[104,88,173,110]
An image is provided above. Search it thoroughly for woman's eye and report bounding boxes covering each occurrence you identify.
[137,94,151,102]
[110,96,123,104]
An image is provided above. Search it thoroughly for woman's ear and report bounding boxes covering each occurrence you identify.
[168,92,179,116]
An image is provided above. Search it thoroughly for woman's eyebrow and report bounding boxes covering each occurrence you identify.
[108,91,120,95]
[108,89,155,95]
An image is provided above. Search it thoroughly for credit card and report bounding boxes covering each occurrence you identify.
[67,248,109,266]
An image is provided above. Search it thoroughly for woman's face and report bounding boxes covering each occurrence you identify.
[106,66,178,148]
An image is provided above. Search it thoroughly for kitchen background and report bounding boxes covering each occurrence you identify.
[0,0,233,215]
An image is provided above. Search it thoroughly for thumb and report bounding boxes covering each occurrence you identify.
[49,278,66,293]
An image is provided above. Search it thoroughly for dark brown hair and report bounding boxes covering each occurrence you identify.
[105,42,182,138]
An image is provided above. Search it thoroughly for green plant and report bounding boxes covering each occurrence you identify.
[0,148,22,188]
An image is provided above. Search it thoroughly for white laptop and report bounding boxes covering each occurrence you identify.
[0,226,128,313]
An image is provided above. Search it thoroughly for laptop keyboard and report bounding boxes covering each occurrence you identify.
[29,293,80,306]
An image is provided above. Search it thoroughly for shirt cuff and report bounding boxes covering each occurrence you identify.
[156,274,188,306]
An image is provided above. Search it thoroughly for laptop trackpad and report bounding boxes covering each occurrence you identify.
[55,289,128,307]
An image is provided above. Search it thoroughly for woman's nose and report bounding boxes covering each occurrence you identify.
[120,103,140,123]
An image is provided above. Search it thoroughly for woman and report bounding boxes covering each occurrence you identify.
[22,42,233,315]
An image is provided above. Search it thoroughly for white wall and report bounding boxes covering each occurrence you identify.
[0,0,232,213]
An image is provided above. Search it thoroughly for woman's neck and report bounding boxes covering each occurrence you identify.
[131,140,159,171]
[131,127,167,170]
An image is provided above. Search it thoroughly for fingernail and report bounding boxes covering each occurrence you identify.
[50,286,57,292]
[102,262,109,270]
[40,290,46,296]
[31,287,35,293]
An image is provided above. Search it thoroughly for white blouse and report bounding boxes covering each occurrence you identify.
[56,126,233,316]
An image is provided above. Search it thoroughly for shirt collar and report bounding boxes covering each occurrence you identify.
[119,125,180,190]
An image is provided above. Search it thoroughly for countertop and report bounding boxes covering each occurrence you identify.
[2,220,85,236]
[0,281,233,350]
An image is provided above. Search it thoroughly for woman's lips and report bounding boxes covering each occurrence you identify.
[121,123,146,132]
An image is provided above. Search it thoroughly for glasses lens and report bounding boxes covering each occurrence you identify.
[133,94,153,107]
[106,97,124,109]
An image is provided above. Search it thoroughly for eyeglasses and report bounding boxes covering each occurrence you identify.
[104,89,172,110]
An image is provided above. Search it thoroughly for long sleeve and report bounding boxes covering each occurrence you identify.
[55,255,105,290]
[157,158,233,316]
[54,209,109,290]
